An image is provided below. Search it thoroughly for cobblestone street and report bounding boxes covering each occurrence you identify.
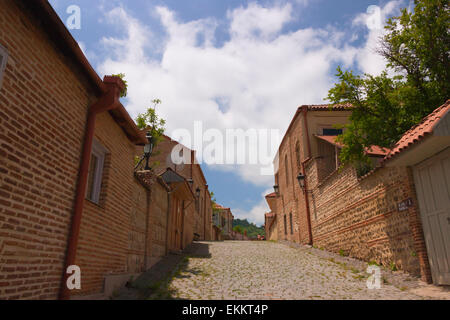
[162,241,450,300]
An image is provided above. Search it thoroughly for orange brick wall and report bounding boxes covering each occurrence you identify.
[0,1,95,300]
[274,114,307,243]
[71,112,146,297]
[141,136,213,242]
[147,179,169,268]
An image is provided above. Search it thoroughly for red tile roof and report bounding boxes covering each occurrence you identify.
[265,213,275,219]
[315,135,390,156]
[384,100,450,162]
[306,103,353,111]
[213,203,230,210]
[265,192,277,198]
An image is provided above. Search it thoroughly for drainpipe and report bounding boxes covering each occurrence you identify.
[301,106,313,246]
[59,76,125,300]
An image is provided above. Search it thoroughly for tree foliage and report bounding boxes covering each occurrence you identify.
[233,225,244,235]
[232,219,265,238]
[135,99,166,148]
[112,73,128,98]
[327,0,449,166]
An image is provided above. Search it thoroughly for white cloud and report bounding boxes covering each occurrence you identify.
[232,188,273,226]
[227,2,293,39]
[92,0,407,225]
[97,2,360,190]
[353,1,404,75]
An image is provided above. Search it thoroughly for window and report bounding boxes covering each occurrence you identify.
[285,155,289,186]
[295,142,301,169]
[289,213,293,235]
[86,140,107,204]
[322,128,343,136]
[0,44,9,90]
[284,215,287,235]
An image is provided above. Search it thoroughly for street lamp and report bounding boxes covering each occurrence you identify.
[297,173,306,190]
[273,185,280,195]
[144,132,154,170]
[134,131,154,171]
[196,187,201,198]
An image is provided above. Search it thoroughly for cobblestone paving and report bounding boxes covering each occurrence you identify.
[167,241,440,300]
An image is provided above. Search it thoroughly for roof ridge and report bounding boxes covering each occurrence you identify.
[383,99,450,163]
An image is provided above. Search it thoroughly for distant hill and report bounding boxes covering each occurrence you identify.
[232,219,265,238]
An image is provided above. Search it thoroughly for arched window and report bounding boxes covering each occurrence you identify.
[295,141,301,169]
[285,155,289,186]
[289,213,294,235]
[284,214,287,235]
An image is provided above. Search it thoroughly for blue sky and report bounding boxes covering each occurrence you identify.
[49,0,408,226]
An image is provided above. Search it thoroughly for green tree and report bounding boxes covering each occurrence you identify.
[135,99,166,148]
[210,192,220,215]
[233,225,244,235]
[112,73,128,98]
[327,0,449,167]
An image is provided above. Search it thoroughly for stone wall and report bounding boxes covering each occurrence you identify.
[306,163,431,281]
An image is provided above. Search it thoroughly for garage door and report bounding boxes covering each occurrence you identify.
[413,147,450,285]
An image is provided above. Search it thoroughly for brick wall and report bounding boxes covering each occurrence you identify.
[144,136,213,241]
[147,178,169,268]
[71,112,146,296]
[308,164,430,280]
[0,1,94,299]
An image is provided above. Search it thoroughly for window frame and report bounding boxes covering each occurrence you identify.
[289,212,294,235]
[0,44,9,90]
[295,141,301,169]
[284,155,289,186]
[321,128,343,136]
[86,139,107,204]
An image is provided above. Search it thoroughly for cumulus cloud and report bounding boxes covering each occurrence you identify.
[98,2,360,186]
[233,188,273,226]
[353,1,404,75]
[95,1,402,223]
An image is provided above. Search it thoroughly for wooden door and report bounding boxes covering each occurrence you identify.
[413,148,450,285]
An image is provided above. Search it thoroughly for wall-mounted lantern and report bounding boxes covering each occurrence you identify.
[134,131,154,171]
[195,187,201,198]
[297,173,306,190]
[143,132,154,170]
[273,185,280,195]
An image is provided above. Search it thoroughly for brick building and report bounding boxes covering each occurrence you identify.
[212,204,234,240]
[264,193,278,241]
[0,0,165,299]
[145,135,213,242]
[0,0,210,300]
[267,102,450,284]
